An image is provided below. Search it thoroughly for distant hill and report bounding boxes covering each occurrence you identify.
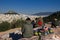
[32,12,53,16]
[4,11,19,15]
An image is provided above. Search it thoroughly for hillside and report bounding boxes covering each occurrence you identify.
[43,11,60,22]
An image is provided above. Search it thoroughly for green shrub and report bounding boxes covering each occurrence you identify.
[0,19,25,32]
[10,19,25,28]
[0,21,10,32]
[14,19,25,28]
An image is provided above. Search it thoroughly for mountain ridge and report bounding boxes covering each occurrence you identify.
[32,12,53,16]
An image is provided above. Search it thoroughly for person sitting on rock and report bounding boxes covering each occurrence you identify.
[21,17,33,38]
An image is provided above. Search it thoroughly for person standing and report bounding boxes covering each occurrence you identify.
[37,17,43,29]
[51,18,57,28]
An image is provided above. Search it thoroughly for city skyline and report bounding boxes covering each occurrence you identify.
[0,0,60,14]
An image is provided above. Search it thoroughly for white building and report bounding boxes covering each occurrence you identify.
[0,11,47,23]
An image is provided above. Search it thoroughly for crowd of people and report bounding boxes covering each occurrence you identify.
[21,17,60,40]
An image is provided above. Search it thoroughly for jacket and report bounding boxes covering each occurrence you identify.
[22,21,33,38]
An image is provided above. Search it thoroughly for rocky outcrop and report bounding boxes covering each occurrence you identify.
[19,36,39,40]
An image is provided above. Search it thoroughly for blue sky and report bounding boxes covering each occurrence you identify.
[0,0,60,14]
